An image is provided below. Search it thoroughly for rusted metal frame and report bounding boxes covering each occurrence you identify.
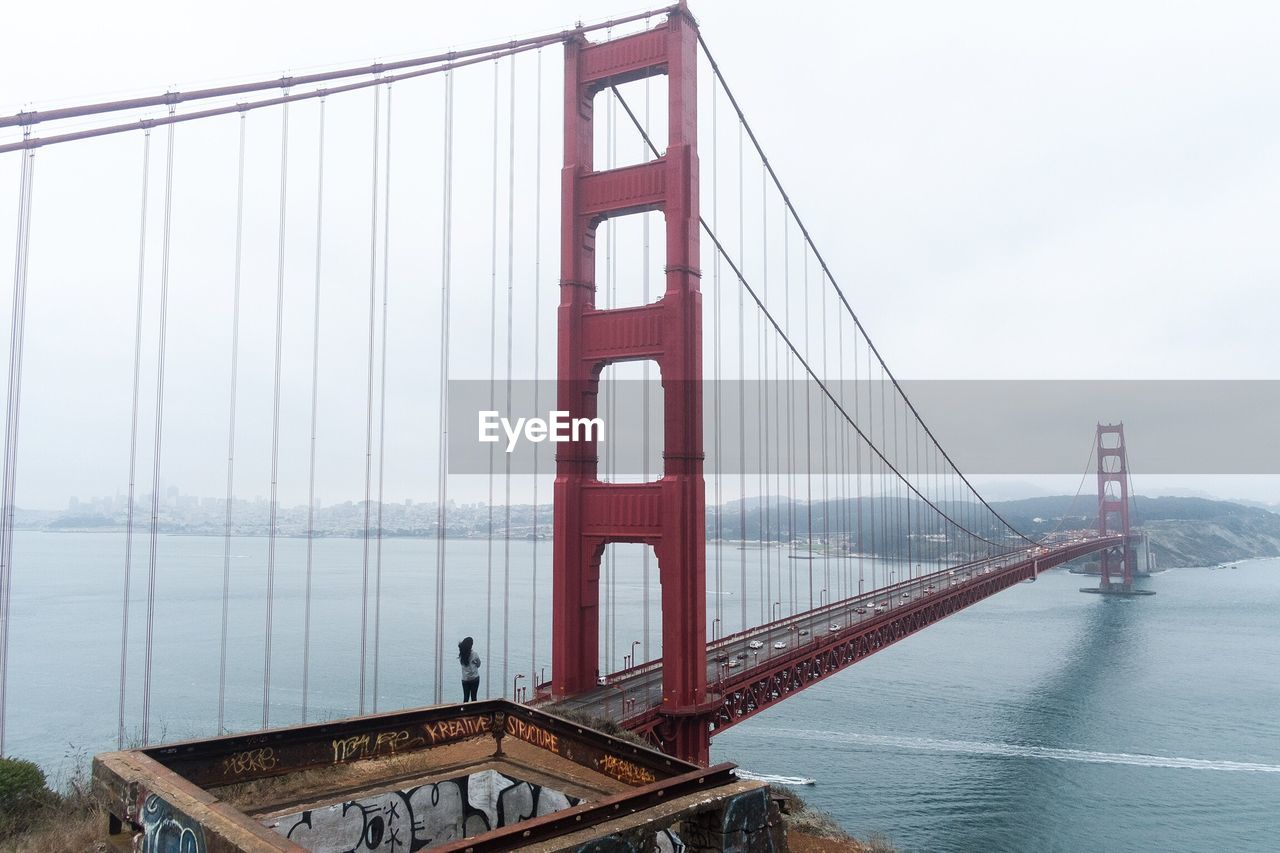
[430,763,739,853]
[148,701,690,790]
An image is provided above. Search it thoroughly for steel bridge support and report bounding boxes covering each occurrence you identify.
[552,5,710,763]
[1092,422,1146,594]
[1096,423,1133,590]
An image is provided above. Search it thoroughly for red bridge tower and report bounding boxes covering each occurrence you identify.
[1090,422,1152,595]
[552,6,710,763]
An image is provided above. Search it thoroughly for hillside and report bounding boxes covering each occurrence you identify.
[990,495,1280,567]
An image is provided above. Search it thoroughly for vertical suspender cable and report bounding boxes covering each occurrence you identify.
[502,56,515,696]
[609,91,618,673]
[141,109,176,744]
[302,100,325,722]
[759,165,769,625]
[432,71,454,704]
[485,60,498,699]
[854,318,863,596]
[0,128,36,755]
[778,216,788,607]
[820,263,829,600]
[711,84,722,642]
[603,90,616,674]
[736,121,746,632]
[803,249,813,610]
[264,96,291,729]
[530,50,542,690]
[118,128,151,748]
[641,75,651,664]
[372,86,393,712]
[835,301,845,603]
[359,83,381,714]
[218,115,246,733]
[771,197,783,612]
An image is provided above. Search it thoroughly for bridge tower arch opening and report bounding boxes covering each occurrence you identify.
[552,5,710,763]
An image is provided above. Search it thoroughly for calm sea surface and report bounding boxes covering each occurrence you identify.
[6,531,1279,851]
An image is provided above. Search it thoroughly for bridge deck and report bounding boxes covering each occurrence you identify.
[549,536,1122,740]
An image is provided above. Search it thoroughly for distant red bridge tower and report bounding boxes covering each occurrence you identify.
[1087,422,1153,596]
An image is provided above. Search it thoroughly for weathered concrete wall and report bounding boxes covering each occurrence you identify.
[262,768,580,851]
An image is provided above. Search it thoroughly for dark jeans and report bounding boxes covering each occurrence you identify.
[462,678,479,702]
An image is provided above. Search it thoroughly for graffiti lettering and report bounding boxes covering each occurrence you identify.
[504,718,559,753]
[141,794,206,853]
[220,747,277,778]
[594,754,656,786]
[331,730,425,764]
[421,715,493,745]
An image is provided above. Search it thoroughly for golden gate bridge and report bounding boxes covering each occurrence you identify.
[0,3,1148,767]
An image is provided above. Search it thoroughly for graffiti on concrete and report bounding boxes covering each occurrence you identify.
[676,786,778,853]
[571,839,643,853]
[141,794,206,853]
[265,768,580,851]
[655,827,688,852]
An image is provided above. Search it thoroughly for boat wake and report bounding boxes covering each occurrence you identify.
[737,770,816,786]
[750,728,1280,774]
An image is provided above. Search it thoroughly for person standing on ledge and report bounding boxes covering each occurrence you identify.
[458,636,481,702]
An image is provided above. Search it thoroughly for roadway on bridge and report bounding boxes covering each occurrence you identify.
[553,543,1094,721]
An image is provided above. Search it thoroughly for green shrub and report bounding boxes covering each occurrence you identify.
[0,757,52,836]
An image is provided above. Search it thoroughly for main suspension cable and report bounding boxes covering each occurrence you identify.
[2,7,676,131]
[609,86,1018,548]
[693,33,1034,546]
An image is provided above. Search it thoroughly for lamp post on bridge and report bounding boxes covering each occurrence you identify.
[513,674,524,703]
[630,640,641,668]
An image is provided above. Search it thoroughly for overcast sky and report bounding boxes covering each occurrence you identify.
[1,0,1278,508]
